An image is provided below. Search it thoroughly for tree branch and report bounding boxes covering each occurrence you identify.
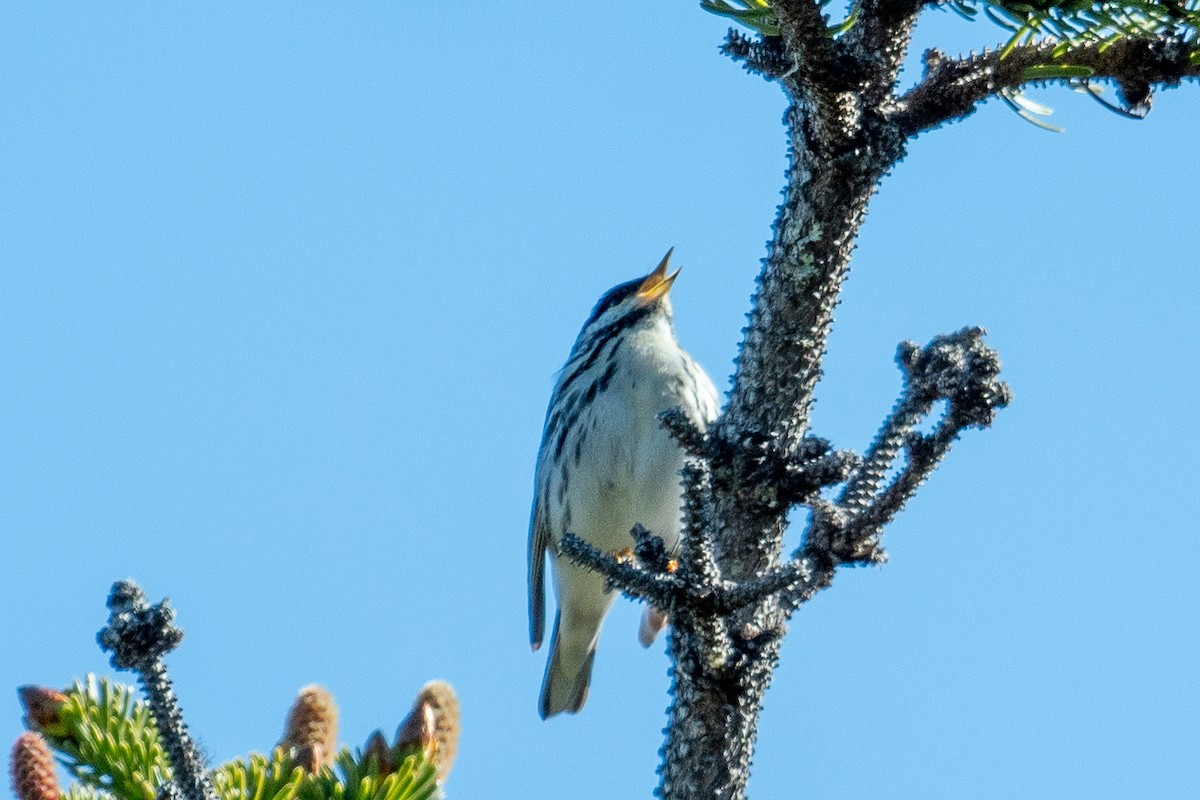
[677,463,723,591]
[773,0,836,62]
[721,29,792,80]
[575,328,1007,622]
[572,327,1008,800]
[894,34,1200,136]
[794,329,1011,595]
[708,427,859,511]
[837,391,925,513]
[96,581,216,800]
[718,558,816,611]
[659,406,710,460]
[774,0,859,144]
[839,327,1008,510]
[662,6,1030,795]
[842,0,932,104]
[558,532,678,609]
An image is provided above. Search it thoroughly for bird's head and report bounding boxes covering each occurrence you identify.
[579,249,680,338]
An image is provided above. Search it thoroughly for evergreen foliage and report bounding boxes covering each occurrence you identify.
[703,0,1200,62]
[12,582,455,800]
[14,677,446,800]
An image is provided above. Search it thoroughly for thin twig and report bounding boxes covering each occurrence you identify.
[721,29,792,80]
[558,533,678,608]
[718,558,815,612]
[811,329,1010,569]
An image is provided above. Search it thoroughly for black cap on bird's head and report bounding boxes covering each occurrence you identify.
[582,249,680,331]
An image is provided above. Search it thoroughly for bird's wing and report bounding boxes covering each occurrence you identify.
[528,494,549,650]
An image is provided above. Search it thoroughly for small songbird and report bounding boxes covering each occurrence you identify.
[528,250,719,718]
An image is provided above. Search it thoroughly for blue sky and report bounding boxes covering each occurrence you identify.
[2,4,1197,799]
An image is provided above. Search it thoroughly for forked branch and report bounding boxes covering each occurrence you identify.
[784,328,1011,608]
[564,329,1009,624]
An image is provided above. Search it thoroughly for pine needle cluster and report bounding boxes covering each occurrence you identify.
[10,582,460,800]
[703,0,1200,64]
[12,677,455,800]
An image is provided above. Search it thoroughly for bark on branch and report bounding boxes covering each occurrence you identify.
[791,328,1011,606]
[895,34,1200,136]
[98,581,216,800]
[573,4,1191,798]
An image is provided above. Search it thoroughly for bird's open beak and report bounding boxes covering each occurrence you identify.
[637,248,680,303]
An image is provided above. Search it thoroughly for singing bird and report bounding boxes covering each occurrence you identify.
[528,250,719,717]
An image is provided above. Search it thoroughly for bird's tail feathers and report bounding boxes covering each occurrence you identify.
[539,611,598,718]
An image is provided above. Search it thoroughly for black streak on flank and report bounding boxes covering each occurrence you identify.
[553,418,570,462]
[551,391,582,463]
[559,306,647,398]
[573,428,588,466]
[598,360,618,392]
[578,358,618,416]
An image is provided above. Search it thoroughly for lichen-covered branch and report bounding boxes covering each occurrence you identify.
[894,34,1200,136]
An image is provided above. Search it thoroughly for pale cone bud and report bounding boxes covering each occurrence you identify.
[414,681,459,783]
[279,685,338,771]
[10,732,60,800]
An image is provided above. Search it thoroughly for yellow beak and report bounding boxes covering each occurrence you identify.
[637,248,680,303]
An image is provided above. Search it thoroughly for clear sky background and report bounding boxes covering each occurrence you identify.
[2,4,1197,799]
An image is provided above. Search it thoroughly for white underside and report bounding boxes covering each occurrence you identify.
[536,313,719,712]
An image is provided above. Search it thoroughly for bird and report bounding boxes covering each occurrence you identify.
[527,249,719,718]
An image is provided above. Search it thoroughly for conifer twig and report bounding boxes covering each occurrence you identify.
[97,581,216,800]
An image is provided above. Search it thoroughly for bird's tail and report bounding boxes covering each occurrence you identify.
[539,611,598,718]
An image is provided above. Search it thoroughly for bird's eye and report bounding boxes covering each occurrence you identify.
[583,278,643,328]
